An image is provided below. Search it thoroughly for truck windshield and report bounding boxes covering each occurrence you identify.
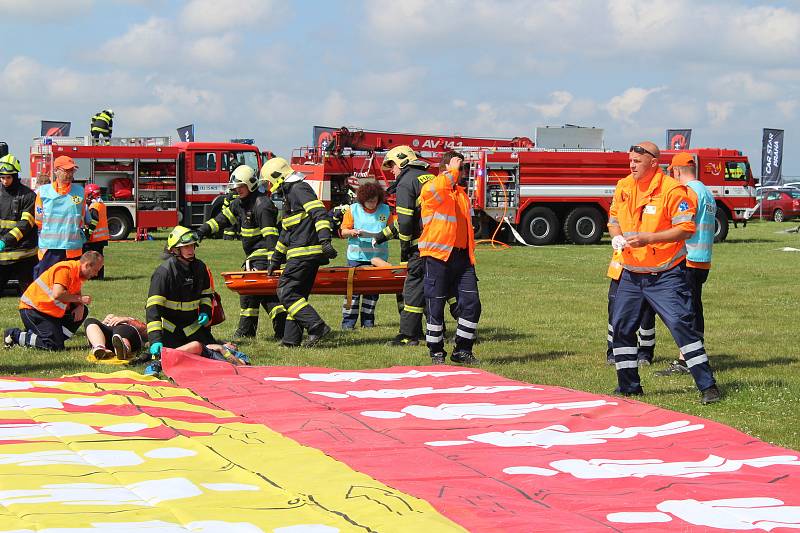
[725,161,748,181]
[223,151,259,172]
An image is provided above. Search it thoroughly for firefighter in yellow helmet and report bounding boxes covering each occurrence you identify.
[375,145,435,346]
[0,154,38,295]
[196,165,286,340]
[145,226,215,373]
[90,109,114,145]
[259,157,336,347]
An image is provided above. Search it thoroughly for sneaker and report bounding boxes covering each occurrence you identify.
[451,351,479,365]
[700,385,722,405]
[613,386,644,396]
[92,345,114,360]
[653,360,690,376]
[111,334,132,360]
[144,360,162,376]
[303,324,332,348]
[430,352,446,365]
[4,329,16,348]
[388,335,419,347]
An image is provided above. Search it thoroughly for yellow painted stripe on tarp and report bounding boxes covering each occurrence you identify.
[0,373,464,532]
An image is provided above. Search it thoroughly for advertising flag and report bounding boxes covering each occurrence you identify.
[666,129,691,150]
[40,120,71,137]
[761,128,784,186]
[177,124,195,142]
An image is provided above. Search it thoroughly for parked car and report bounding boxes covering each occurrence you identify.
[751,187,800,222]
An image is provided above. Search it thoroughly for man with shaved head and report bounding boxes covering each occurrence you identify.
[607,141,720,404]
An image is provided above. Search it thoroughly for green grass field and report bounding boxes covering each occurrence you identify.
[2,221,799,450]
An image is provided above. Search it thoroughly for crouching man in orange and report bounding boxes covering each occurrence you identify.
[4,251,103,350]
[420,151,481,365]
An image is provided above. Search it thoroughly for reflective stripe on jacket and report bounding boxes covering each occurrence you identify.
[608,171,695,273]
[37,183,85,250]
[89,200,109,242]
[418,169,476,264]
[686,180,715,265]
[19,260,82,318]
[347,203,390,261]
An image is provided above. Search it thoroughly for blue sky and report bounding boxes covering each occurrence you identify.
[1,0,798,178]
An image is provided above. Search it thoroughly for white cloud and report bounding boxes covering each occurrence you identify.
[0,0,93,19]
[319,91,348,125]
[707,101,735,127]
[98,17,177,67]
[530,91,574,118]
[776,100,798,118]
[355,67,427,96]
[186,34,239,64]
[180,0,280,33]
[716,72,779,102]
[452,99,467,109]
[605,87,664,124]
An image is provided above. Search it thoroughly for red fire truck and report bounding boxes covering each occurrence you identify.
[291,127,757,244]
[29,136,262,240]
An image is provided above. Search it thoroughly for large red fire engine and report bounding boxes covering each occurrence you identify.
[29,136,262,240]
[291,127,757,244]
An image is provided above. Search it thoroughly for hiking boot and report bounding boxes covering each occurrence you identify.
[613,386,644,397]
[653,360,690,376]
[111,334,132,360]
[388,335,419,347]
[700,385,722,405]
[303,324,332,347]
[430,352,447,365]
[4,329,16,348]
[451,350,479,365]
[92,345,114,360]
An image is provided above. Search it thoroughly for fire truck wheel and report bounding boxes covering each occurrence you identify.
[714,208,729,243]
[563,206,604,245]
[520,207,559,245]
[107,209,133,241]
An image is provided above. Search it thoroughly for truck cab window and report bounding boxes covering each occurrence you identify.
[223,151,259,172]
[195,152,217,171]
[724,161,747,181]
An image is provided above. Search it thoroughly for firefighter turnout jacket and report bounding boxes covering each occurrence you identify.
[375,161,435,259]
[272,181,333,265]
[90,111,113,135]
[198,190,279,264]
[419,168,476,264]
[19,260,82,318]
[608,171,696,274]
[88,199,109,242]
[146,256,213,346]
[0,179,37,264]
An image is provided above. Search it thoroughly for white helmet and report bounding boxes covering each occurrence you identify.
[230,165,259,192]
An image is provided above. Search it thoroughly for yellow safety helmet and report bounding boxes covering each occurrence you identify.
[166,225,199,250]
[381,145,417,170]
[0,154,21,176]
[230,164,259,192]
[259,156,294,193]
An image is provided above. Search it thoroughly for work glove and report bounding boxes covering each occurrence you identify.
[321,240,338,260]
[149,341,163,357]
[0,241,5,252]
[192,230,203,243]
[83,228,93,241]
[267,261,279,276]
[197,312,210,326]
[611,235,627,251]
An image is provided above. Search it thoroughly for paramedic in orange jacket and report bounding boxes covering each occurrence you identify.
[608,141,720,404]
[4,251,103,351]
[419,151,480,365]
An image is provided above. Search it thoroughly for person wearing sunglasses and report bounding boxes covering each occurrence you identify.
[607,141,720,404]
[144,225,216,373]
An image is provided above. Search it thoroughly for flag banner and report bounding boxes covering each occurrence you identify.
[41,120,71,137]
[177,124,195,142]
[667,129,691,150]
[0,371,459,532]
[313,125,337,152]
[163,350,800,532]
[761,128,784,185]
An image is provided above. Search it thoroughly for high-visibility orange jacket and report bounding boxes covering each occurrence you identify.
[88,200,109,242]
[608,171,696,273]
[418,169,476,264]
[19,259,83,318]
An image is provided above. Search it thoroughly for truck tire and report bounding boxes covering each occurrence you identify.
[563,206,604,244]
[714,207,729,243]
[107,209,133,241]
[519,206,559,245]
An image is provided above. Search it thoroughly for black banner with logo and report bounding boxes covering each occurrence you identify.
[666,129,691,150]
[41,120,71,137]
[177,124,195,142]
[761,128,784,186]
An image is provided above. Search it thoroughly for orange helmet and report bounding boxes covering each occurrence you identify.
[85,183,101,200]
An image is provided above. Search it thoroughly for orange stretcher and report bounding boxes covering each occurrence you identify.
[222,266,407,301]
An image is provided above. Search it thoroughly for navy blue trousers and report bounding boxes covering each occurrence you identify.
[607,278,656,362]
[8,306,87,351]
[611,263,715,394]
[423,249,481,355]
